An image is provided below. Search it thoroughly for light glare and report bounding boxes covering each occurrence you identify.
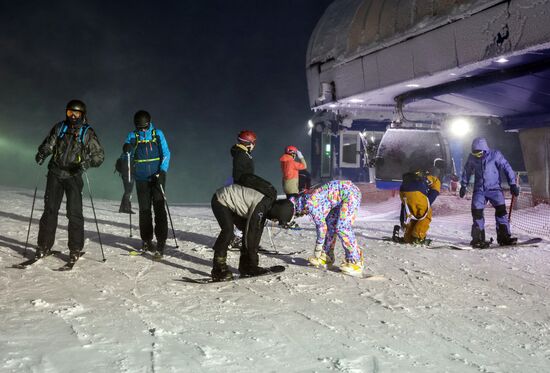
[449,118,471,137]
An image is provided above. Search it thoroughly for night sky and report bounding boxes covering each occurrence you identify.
[0,0,332,203]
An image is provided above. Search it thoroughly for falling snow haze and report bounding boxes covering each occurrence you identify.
[0,0,332,203]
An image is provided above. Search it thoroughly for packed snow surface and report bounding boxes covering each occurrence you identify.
[1,186,549,372]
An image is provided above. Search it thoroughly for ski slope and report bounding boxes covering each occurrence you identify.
[1,185,549,372]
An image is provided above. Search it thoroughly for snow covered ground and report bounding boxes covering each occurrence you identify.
[1,185,549,373]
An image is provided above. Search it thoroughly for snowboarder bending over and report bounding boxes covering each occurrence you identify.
[125,110,171,257]
[211,174,294,281]
[398,168,441,245]
[34,99,104,263]
[279,145,307,198]
[290,180,364,276]
[115,143,135,214]
[460,137,519,248]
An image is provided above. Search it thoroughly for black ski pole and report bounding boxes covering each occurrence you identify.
[127,152,133,237]
[24,184,39,256]
[25,166,45,255]
[129,208,133,237]
[84,171,106,262]
[158,183,178,248]
[266,222,277,252]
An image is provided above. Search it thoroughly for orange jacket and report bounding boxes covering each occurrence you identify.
[279,154,306,180]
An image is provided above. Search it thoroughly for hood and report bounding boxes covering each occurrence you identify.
[471,137,490,152]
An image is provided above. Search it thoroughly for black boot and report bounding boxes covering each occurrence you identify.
[141,240,154,252]
[69,250,81,264]
[153,241,165,260]
[211,254,233,282]
[34,247,50,260]
[470,227,491,248]
[497,224,517,246]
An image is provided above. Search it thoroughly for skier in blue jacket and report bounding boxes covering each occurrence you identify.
[460,137,519,248]
[125,110,171,256]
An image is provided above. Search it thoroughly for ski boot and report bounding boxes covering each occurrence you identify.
[496,224,518,246]
[152,241,165,260]
[470,227,491,249]
[340,252,364,277]
[69,250,81,264]
[211,254,233,282]
[239,266,269,278]
[141,240,154,253]
[308,250,335,269]
[34,247,51,260]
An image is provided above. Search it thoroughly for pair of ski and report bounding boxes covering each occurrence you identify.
[11,251,85,271]
[128,250,163,261]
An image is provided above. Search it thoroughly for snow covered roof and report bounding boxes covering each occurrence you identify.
[307,0,502,66]
[306,0,550,129]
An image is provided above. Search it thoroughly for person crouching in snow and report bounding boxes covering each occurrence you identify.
[290,180,363,276]
[211,174,294,282]
[398,168,441,245]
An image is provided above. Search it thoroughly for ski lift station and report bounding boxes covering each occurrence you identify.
[305,0,550,201]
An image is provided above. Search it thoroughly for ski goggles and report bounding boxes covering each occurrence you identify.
[471,150,484,158]
[66,109,83,118]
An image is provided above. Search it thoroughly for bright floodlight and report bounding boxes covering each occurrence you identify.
[449,118,471,137]
[307,120,314,129]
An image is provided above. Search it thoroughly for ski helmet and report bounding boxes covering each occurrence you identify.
[285,145,298,155]
[134,110,151,129]
[267,199,294,225]
[237,130,257,145]
[66,99,86,114]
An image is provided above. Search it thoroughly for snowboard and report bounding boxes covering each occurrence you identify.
[381,236,433,246]
[53,252,86,271]
[449,237,542,250]
[177,265,286,284]
[258,247,303,256]
[11,250,62,269]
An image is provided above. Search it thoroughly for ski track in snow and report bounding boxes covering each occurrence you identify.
[1,186,550,372]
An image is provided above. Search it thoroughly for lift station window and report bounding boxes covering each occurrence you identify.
[321,132,332,178]
[340,131,360,167]
[375,129,449,182]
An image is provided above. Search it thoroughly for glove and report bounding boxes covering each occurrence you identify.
[296,150,304,159]
[313,243,323,258]
[80,160,90,171]
[155,171,166,186]
[459,185,467,198]
[510,184,520,197]
[35,152,45,165]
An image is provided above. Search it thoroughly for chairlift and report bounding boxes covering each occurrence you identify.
[374,127,451,189]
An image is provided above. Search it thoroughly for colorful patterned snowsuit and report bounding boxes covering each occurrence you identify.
[292,180,362,261]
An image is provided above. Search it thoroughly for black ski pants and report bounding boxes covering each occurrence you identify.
[119,177,134,212]
[211,194,259,271]
[136,179,167,244]
[37,172,84,252]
